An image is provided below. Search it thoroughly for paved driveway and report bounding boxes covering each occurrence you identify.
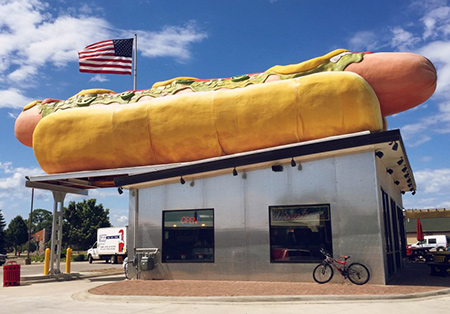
[1,261,450,314]
[0,272,449,314]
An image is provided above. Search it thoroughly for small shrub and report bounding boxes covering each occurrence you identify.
[72,254,85,262]
[31,255,45,262]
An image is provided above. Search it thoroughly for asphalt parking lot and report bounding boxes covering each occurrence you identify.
[0,255,123,278]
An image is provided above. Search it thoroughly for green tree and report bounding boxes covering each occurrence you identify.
[0,210,7,254]
[63,199,111,250]
[24,209,53,234]
[6,215,28,255]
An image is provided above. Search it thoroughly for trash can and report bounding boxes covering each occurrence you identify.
[3,261,20,287]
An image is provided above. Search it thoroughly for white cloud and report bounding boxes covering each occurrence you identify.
[0,159,129,223]
[88,188,129,226]
[399,102,450,146]
[135,23,208,62]
[414,168,450,194]
[78,3,96,15]
[390,27,421,51]
[401,119,432,140]
[8,65,38,83]
[403,166,450,211]
[110,212,129,227]
[0,1,207,74]
[363,2,450,149]
[89,74,109,83]
[420,156,433,163]
[409,135,432,147]
[393,37,450,144]
[419,41,450,96]
[0,88,34,109]
[87,187,129,225]
[348,31,382,51]
[117,216,128,224]
[89,187,127,199]
[421,5,450,40]
[0,161,44,189]
[0,0,111,108]
[403,196,450,209]
[0,0,208,110]
[108,213,129,228]
[0,160,50,221]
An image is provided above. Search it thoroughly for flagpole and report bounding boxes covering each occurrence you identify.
[133,34,137,90]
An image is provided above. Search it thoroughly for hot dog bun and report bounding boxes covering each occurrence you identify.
[15,49,437,174]
[33,72,383,173]
[15,49,437,150]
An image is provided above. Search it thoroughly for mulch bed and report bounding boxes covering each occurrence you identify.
[88,279,447,297]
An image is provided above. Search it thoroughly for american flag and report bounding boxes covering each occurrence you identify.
[78,38,133,75]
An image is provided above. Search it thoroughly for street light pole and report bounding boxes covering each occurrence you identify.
[26,188,34,265]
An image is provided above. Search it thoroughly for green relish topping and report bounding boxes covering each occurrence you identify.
[38,52,364,118]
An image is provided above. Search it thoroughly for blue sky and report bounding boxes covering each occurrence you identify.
[1,0,450,226]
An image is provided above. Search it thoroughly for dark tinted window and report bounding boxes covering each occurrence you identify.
[269,204,332,263]
[162,209,214,263]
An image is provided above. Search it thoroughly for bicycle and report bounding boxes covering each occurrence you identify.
[313,248,370,285]
[123,257,130,279]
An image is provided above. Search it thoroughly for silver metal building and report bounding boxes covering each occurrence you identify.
[115,130,412,284]
[26,130,413,284]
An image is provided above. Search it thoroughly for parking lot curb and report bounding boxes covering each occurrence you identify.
[73,287,450,304]
[21,269,124,284]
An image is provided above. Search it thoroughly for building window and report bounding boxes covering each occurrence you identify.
[381,189,395,276]
[162,209,214,263]
[269,204,332,263]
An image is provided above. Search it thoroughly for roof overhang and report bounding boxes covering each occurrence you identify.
[26,129,416,194]
[25,180,89,195]
[404,208,450,219]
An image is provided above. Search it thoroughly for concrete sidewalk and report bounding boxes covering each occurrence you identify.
[5,263,450,302]
[15,261,450,302]
[2,263,450,314]
[2,275,449,314]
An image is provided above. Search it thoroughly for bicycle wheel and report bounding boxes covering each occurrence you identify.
[313,263,333,284]
[347,263,370,285]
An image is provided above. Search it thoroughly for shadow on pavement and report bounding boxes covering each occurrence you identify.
[389,260,450,287]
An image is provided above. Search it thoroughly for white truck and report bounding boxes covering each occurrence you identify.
[410,235,450,251]
[87,227,127,264]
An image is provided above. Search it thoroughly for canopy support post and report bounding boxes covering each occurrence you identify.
[49,191,66,275]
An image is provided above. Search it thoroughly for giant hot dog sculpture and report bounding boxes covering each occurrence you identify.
[15,49,437,174]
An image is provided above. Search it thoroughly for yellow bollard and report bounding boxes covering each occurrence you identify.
[65,248,72,274]
[44,248,50,275]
